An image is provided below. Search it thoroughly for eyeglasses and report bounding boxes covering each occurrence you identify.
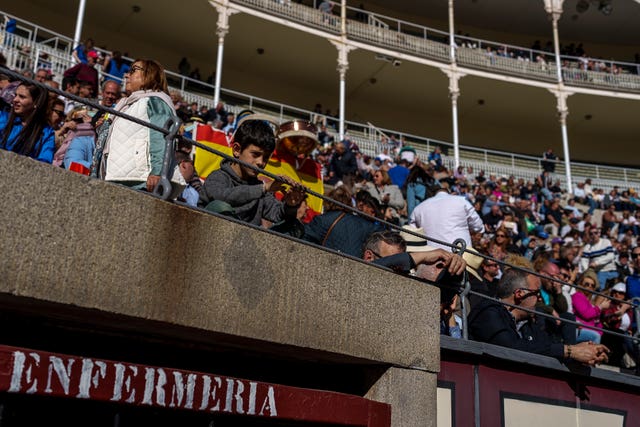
[583,281,596,288]
[53,109,65,116]
[127,65,145,74]
[485,263,499,268]
[516,288,540,300]
[495,234,506,238]
[631,253,640,259]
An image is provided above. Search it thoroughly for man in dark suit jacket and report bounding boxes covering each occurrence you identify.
[469,269,609,365]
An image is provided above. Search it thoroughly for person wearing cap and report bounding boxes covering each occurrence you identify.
[469,268,609,365]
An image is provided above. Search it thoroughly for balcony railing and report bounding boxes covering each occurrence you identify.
[2,8,640,192]
[231,0,640,94]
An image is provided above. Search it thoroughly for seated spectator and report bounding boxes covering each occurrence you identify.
[534,254,576,345]
[483,203,503,233]
[93,59,185,196]
[469,268,609,365]
[175,151,200,207]
[0,82,54,163]
[626,246,640,301]
[601,282,636,368]
[60,77,80,114]
[572,270,609,344]
[304,186,382,258]
[199,117,304,225]
[63,50,99,99]
[580,227,617,290]
[63,124,96,172]
[364,169,404,220]
[53,107,93,167]
[48,98,66,130]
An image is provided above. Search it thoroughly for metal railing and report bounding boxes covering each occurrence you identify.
[2,9,640,192]
[230,0,640,94]
[4,64,638,372]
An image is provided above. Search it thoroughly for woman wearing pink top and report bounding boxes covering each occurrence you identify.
[572,270,610,344]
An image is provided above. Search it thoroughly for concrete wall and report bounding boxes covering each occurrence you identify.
[0,152,439,426]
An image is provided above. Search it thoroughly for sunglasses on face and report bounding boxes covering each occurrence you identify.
[631,253,640,260]
[583,281,596,288]
[516,288,540,300]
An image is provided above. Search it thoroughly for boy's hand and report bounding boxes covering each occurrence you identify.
[265,175,300,193]
[283,187,306,207]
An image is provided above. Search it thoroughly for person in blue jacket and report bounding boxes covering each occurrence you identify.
[0,82,54,163]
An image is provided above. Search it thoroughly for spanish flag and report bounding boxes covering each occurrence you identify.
[193,124,323,219]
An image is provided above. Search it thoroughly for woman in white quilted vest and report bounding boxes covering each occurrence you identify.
[93,58,184,194]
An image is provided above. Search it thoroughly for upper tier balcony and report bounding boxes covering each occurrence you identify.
[226,0,640,94]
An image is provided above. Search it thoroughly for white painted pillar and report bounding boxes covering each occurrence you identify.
[543,0,573,193]
[73,0,87,49]
[554,91,573,194]
[331,41,354,140]
[448,0,456,63]
[447,71,463,170]
[212,4,237,107]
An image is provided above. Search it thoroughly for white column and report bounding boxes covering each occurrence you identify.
[331,41,354,140]
[447,71,463,169]
[543,0,572,193]
[448,0,456,63]
[212,5,237,107]
[73,0,87,49]
[553,91,573,194]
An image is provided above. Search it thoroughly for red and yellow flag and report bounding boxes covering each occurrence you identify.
[193,123,323,218]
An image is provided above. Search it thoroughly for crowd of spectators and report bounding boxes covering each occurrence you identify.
[1,32,639,371]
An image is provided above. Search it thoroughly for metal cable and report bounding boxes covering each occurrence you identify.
[3,64,636,312]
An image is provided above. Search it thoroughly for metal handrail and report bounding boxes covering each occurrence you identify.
[3,10,640,190]
[5,65,640,367]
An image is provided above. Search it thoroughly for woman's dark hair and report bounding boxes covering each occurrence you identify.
[405,164,430,187]
[0,82,49,157]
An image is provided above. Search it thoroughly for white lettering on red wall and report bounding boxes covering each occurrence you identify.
[7,351,277,417]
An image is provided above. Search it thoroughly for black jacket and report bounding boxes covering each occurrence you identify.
[468,298,564,359]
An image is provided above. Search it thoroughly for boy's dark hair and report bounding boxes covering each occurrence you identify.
[233,119,276,153]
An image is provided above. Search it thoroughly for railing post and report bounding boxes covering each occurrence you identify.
[153,117,181,201]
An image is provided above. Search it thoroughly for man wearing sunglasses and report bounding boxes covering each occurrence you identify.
[469,269,609,365]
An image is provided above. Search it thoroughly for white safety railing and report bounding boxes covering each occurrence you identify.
[231,0,640,94]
